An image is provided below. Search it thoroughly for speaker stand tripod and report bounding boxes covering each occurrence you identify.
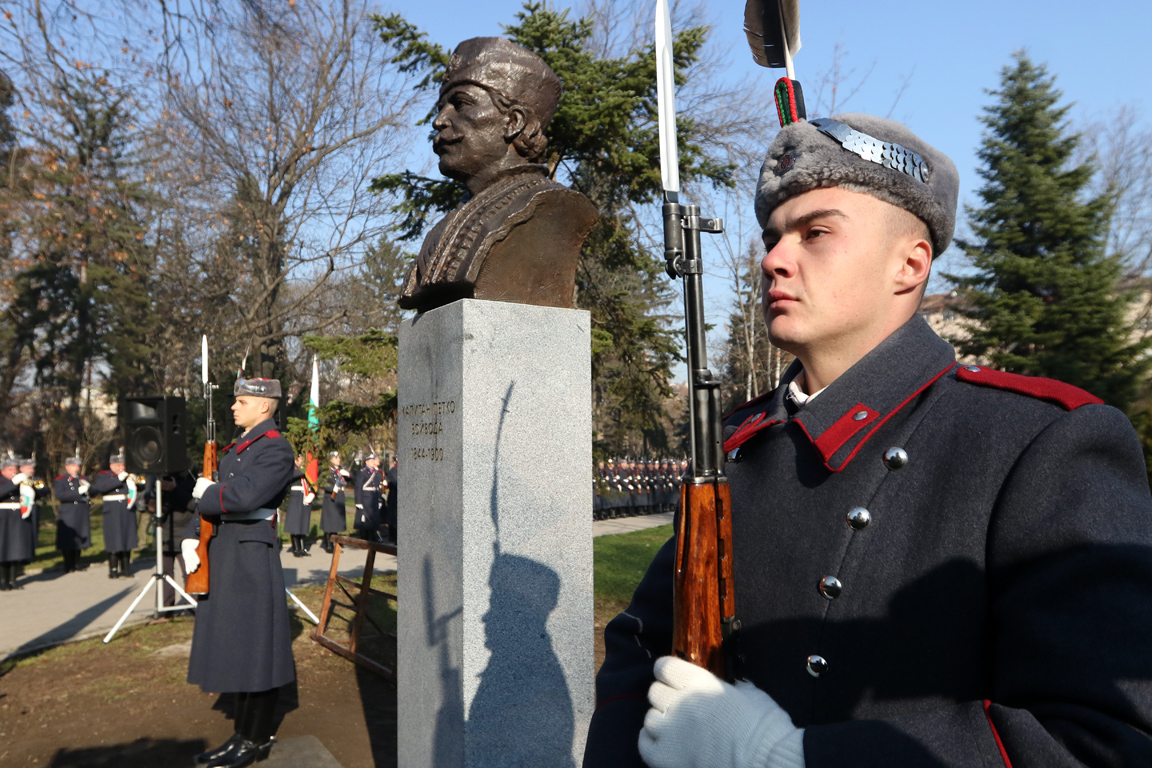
[104,479,197,643]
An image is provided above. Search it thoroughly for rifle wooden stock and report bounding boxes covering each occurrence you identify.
[672,477,734,679]
[185,440,218,596]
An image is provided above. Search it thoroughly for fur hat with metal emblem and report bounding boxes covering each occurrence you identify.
[755,113,959,257]
[234,377,282,399]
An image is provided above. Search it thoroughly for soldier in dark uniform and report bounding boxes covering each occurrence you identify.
[53,456,91,573]
[182,377,296,768]
[0,459,33,590]
[585,114,1152,767]
[319,451,349,553]
[17,458,47,560]
[283,454,314,557]
[353,452,384,541]
[384,453,398,544]
[90,453,139,579]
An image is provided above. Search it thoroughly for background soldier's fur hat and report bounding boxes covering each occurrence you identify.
[65,456,82,465]
[1,458,18,469]
[440,37,562,126]
[234,378,282,399]
[109,453,126,464]
[755,113,959,257]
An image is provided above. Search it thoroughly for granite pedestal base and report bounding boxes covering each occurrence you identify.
[397,299,593,768]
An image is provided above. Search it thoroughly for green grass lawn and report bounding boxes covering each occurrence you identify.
[592,524,673,669]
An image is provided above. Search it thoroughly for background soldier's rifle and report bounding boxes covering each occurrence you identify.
[186,335,218,596]
[655,0,735,679]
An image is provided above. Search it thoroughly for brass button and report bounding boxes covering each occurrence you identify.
[883,447,909,470]
[818,576,842,599]
[846,507,871,530]
[852,410,868,421]
[806,655,828,678]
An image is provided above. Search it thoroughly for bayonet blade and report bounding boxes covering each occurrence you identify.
[201,335,208,385]
[655,0,679,201]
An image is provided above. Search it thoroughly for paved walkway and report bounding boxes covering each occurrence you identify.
[0,513,672,661]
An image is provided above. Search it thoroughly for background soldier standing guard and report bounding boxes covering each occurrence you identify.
[353,451,383,541]
[283,454,314,557]
[90,453,138,579]
[384,453,398,544]
[319,451,349,553]
[53,456,90,574]
[182,377,296,768]
[18,457,47,559]
[0,458,33,590]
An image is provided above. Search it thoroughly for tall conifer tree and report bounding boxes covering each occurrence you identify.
[952,53,1148,411]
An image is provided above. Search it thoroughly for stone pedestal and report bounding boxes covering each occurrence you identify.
[397,299,593,768]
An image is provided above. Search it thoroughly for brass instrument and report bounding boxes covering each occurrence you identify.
[132,474,148,484]
[31,479,46,490]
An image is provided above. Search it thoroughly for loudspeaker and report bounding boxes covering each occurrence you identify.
[123,396,187,474]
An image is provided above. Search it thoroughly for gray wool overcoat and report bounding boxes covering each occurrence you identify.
[185,418,296,693]
[584,315,1152,767]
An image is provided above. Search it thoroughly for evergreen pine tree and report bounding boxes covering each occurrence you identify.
[951,52,1149,411]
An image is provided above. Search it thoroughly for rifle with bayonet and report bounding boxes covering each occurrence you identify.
[655,0,735,679]
[186,335,218,596]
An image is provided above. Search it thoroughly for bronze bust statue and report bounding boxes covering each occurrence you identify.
[397,37,599,313]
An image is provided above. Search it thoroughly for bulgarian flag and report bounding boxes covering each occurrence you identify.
[305,355,320,490]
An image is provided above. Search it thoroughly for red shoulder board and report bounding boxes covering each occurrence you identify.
[723,388,777,421]
[956,365,1103,411]
[55,474,66,481]
[236,428,282,454]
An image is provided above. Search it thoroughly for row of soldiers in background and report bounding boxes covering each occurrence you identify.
[0,446,400,590]
[0,453,165,590]
[593,458,687,520]
[283,450,398,556]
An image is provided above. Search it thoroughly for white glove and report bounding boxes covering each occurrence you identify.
[127,476,137,492]
[639,656,805,768]
[78,480,90,495]
[181,539,201,573]
[356,503,363,510]
[117,471,128,481]
[339,468,351,478]
[303,492,315,505]
[192,477,214,500]
[12,472,27,485]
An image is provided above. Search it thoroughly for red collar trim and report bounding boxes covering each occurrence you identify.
[723,412,784,453]
[804,362,954,473]
[233,428,282,455]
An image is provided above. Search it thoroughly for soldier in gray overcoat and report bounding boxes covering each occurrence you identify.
[319,451,349,552]
[353,452,383,540]
[52,456,91,573]
[585,114,1152,767]
[384,454,398,543]
[17,458,47,559]
[90,453,138,579]
[0,459,32,590]
[182,377,296,768]
[283,453,314,557]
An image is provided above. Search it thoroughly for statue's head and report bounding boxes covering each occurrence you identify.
[433,37,561,192]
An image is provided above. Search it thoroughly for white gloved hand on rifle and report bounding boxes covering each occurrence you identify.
[303,492,315,505]
[181,538,201,573]
[192,477,214,500]
[78,480,90,495]
[639,656,805,768]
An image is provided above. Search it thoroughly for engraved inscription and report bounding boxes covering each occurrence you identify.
[401,400,456,462]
